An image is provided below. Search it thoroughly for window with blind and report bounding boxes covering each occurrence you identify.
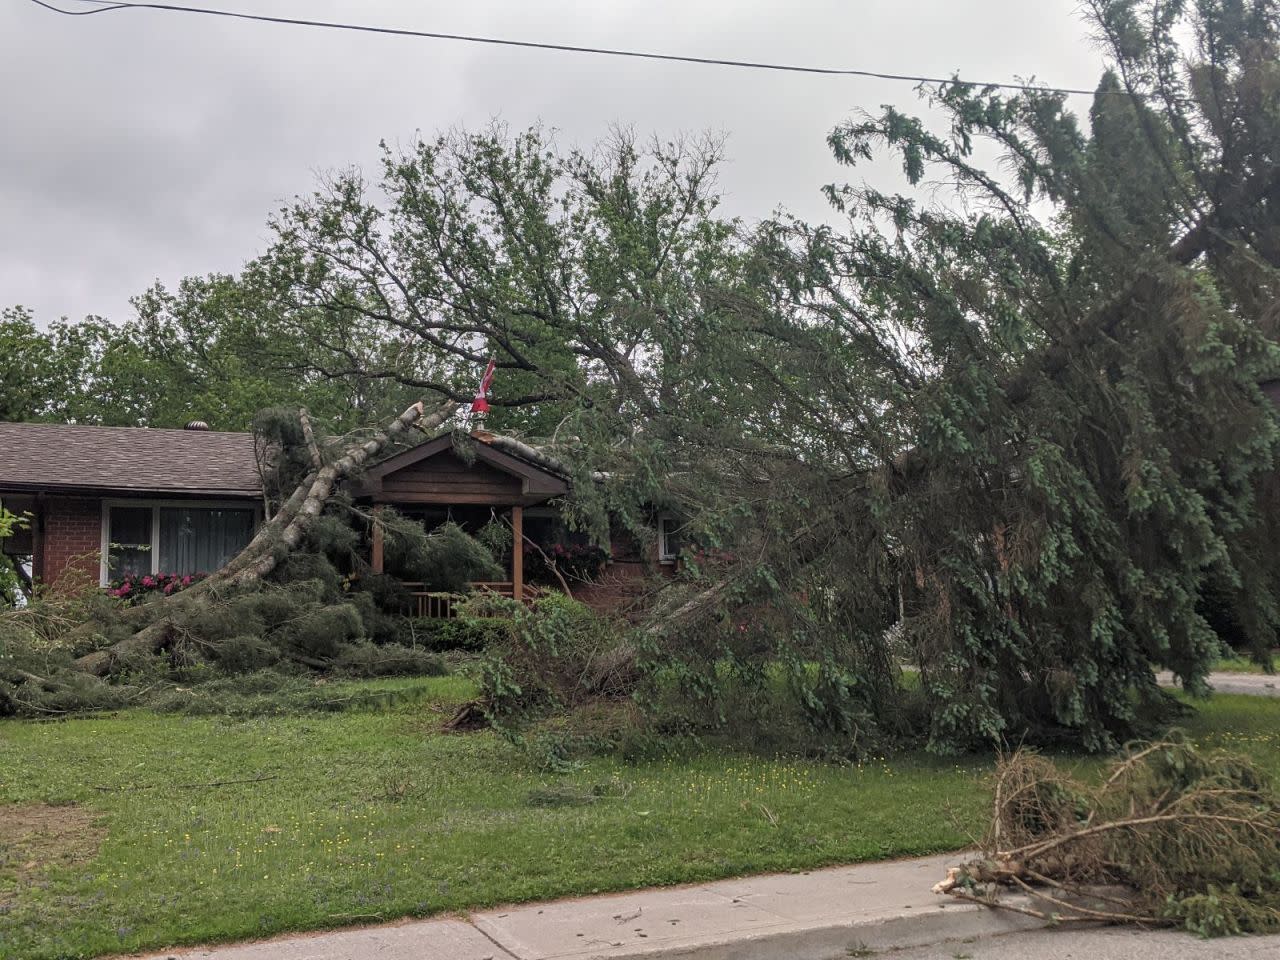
[106,506,152,580]
[104,503,256,582]
[157,507,255,575]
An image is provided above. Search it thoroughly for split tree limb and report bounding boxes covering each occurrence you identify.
[299,406,324,470]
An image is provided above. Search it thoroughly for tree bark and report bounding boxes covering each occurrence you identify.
[582,578,732,694]
[483,434,609,482]
[225,398,456,589]
[299,406,324,470]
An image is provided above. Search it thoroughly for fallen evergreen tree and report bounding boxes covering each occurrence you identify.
[341,0,1280,754]
[0,401,517,716]
[6,2,1279,755]
[70,398,459,676]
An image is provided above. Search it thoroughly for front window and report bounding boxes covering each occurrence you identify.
[107,506,152,581]
[104,503,256,583]
[157,507,255,575]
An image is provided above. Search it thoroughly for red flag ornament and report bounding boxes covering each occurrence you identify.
[470,358,496,415]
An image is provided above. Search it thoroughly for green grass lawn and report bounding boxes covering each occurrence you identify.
[1,678,1276,960]
[1214,651,1278,675]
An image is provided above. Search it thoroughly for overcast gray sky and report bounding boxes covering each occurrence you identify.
[1,1,1107,325]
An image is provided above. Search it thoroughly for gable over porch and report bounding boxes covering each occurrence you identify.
[352,433,569,611]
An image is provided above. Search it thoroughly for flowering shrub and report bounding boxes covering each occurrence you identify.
[107,572,203,602]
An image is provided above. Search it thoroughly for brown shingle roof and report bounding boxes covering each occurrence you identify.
[0,422,261,497]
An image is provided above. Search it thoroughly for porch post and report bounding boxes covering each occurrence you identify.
[371,503,384,575]
[31,495,45,585]
[511,504,524,603]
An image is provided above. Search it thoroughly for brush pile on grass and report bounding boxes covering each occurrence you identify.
[0,508,499,717]
[935,738,1280,935]
[475,591,632,728]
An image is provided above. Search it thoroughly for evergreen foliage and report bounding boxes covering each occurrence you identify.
[379,512,502,592]
[4,2,1278,756]
[941,737,1280,933]
[0,416,504,716]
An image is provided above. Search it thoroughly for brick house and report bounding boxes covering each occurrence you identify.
[0,421,675,613]
[0,422,263,591]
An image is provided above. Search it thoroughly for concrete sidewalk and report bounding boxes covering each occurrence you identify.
[136,853,1049,960]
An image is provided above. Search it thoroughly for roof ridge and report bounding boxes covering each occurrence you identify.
[0,421,252,437]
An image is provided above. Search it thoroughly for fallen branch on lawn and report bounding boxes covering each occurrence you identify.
[93,774,279,792]
[934,739,1280,934]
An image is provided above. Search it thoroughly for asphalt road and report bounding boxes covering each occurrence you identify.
[864,927,1280,959]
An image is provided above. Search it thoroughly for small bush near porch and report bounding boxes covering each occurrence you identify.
[2,678,1276,960]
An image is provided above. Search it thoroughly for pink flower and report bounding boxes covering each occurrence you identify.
[141,575,154,588]
[182,575,192,585]
[163,583,175,595]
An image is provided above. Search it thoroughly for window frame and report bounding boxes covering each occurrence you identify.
[657,514,681,564]
[99,498,262,586]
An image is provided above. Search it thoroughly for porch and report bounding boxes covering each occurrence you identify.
[354,432,569,618]
[399,579,542,618]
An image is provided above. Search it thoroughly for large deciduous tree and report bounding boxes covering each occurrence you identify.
[247,127,744,439]
[250,0,1276,754]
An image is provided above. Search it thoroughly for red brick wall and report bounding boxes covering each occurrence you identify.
[38,497,102,589]
[573,560,652,616]
[572,530,677,617]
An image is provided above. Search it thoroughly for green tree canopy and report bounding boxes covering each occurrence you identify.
[8,0,1279,754]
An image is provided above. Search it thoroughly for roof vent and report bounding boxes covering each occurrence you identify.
[184,420,210,431]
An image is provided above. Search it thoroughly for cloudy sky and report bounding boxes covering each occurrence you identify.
[2,1,1108,325]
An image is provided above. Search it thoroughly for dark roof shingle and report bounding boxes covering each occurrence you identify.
[0,422,261,497]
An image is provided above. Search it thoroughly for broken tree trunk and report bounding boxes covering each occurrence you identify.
[73,398,459,676]
[582,578,733,695]
[299,406,324,470]
[484,434,609,483]
[223,398,457,590]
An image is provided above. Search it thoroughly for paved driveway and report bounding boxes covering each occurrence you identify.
[1157,670,1279,698]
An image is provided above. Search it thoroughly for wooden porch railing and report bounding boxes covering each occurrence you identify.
[399,580,541,618]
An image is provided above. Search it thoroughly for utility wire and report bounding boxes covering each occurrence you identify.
[29,0,1110,98]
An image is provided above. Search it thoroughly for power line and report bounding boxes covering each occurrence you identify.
[29,0,1109,98]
